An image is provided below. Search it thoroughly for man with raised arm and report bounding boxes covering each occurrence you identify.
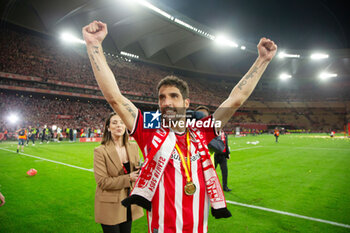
[83,20,277,233]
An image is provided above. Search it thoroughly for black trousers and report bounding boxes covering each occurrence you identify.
[27,135,35,144]
[101,221,132,233]
[41,134,48,142]
[214,154,228,188]
[101,204,132,233]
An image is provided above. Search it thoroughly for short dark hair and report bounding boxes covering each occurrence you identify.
[194,105,210,113]
[157,75,189,100]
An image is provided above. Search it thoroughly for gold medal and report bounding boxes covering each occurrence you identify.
[184,181,196,195]
[176,130,196,195]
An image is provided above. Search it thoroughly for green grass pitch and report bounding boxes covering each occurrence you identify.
[0,134,349,232]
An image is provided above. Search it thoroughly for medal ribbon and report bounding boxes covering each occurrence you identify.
[175,130,192,183]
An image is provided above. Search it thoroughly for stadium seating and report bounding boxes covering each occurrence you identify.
[0,26,348,134]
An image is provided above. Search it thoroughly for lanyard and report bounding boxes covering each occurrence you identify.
[175,130,191,183]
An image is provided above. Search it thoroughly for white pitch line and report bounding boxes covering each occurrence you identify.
[231,146,263,151]
[1,147,349,229]
[226,200,350,229]
[0,147,93,172]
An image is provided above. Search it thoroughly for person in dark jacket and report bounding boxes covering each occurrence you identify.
[195,106,232,192]
[69,128,73,142]
[211,132,232,192]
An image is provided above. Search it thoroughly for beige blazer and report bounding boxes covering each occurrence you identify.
[94,141,144,225]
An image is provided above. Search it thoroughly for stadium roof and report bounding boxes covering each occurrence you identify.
[1,0,349,81]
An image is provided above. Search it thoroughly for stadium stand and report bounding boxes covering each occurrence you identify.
[0,25,349,137]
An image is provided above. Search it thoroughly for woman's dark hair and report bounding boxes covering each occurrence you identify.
[101,112,129,145]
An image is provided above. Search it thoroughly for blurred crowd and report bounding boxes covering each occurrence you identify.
[0,93,109,138]
[0,28,229,105]
[0,26,347,136]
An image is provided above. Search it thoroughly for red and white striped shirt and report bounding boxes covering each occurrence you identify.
[130,110,219,233]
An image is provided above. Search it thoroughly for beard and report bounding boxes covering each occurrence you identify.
[161,107,186,123]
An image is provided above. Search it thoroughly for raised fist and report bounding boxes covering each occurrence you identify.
[257,37,277,62]
[82,21,108,46]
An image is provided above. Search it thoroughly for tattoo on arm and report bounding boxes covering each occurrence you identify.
[89,54,100,71]
[237,65,260,90]
[122,102,136,118]
[92,46,99,54]
[88,46,101,71]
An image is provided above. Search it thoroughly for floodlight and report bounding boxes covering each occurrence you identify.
[120,51,139,59]
[174,18,194,30]
[279,73,292,80]
[319,72,337,80]
[136,0,174,20]
[278,52,300,58]
[240,46,246,50]
[310,53,329,60]
[7,113,19,124]
[214,35,238,48]
[60,32,86,44]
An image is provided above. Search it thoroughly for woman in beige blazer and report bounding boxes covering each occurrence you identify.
[94,112,143,233]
